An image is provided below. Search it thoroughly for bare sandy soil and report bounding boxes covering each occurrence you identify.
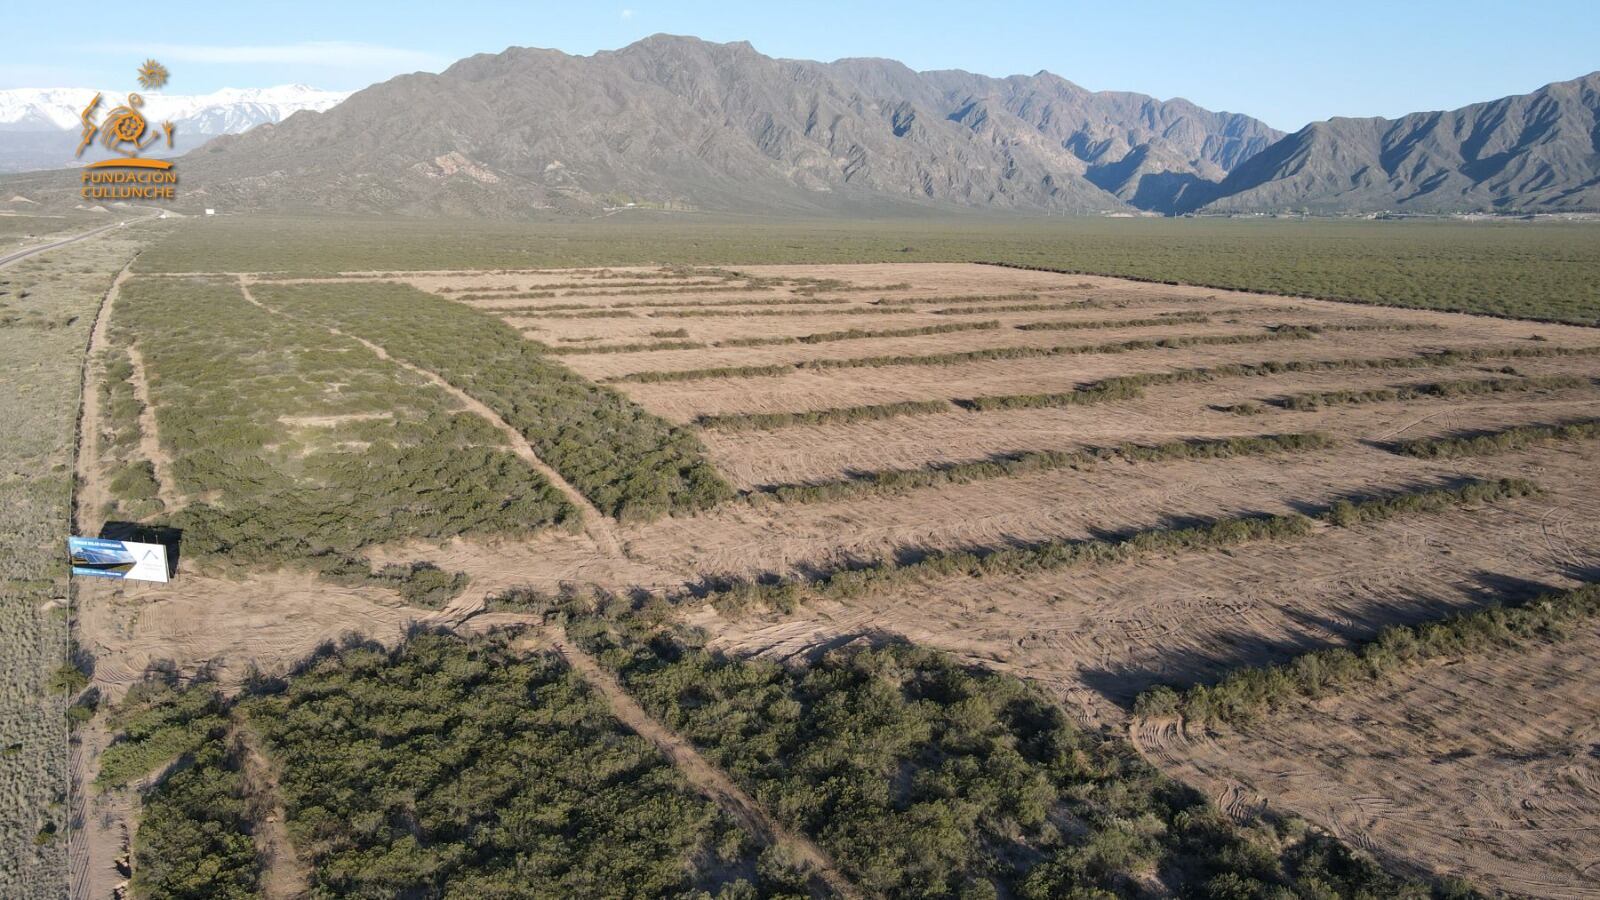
[73,262,1600,898]
[1137,630,1600,899]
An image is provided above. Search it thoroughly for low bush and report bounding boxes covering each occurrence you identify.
[696,399,953,432]
[1323,477,1538,527]
[314,556,470,608]
[96,680,226,788]
[1221,401,1268,416]
[115,277,579,565]
[1277,375,1587,410]
[716,319,1000,348]
[868,291,1041,306]
[254,282,733,520]
[131,736,258,899]
[1015,312,1210,330]
[647,305,925,319]
[1393,418,1600,459]
[932,300,1110,315]
[239,633,775,896]
[117,634,803,898]
[578,623,1450,898]
[701,513,1316,617]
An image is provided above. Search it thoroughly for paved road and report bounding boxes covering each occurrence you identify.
[0,221,126,269]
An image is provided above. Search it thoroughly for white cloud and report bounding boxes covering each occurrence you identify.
[87,41,447,72]
[620,8,636,19]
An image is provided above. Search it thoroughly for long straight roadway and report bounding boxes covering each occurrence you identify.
[0,220,135,269]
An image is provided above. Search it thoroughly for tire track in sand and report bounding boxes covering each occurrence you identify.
[236,276,626,559]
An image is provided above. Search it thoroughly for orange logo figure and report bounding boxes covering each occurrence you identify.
[77,59,180,201]
[100,93,172,157]
[75,61,176,159]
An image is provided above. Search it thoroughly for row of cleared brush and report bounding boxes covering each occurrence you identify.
[1393,417,1600,458]
[605,327,1322,383]
[542,320,1002,356]
[1135,581,1599,726]
[747,432,1337,505]
[677,346,1600,434]
[958,344,1600,412]
[695,478,1537,616]
[1267,374,1590,410]
[539,312,1299,356]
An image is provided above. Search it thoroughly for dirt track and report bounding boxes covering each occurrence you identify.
[548,636,860,898]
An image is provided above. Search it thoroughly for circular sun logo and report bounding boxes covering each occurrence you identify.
[137,59,169,91]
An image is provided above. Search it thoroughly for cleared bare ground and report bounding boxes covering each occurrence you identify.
[1138,629,1600,899]
[81,262,1600,897]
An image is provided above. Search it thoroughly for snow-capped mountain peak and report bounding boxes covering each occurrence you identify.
[0,83,351,135]
[0,83,352,172]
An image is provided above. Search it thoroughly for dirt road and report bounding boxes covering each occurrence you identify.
[549,636,860,899]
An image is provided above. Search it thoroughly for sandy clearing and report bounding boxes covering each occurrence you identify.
[74,571,422,700]
[698,442,1600,723]
[691,362,1600,489]
[1139,630,1600,899]
[612,334,1587,424]
[507,303,1178,345]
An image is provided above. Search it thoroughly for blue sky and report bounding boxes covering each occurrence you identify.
[5,1,1596,130]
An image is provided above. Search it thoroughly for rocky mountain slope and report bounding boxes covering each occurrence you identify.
[173,35,1280,216]
[1190,71,1600,213]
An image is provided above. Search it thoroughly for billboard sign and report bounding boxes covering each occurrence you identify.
[68,536,170,583]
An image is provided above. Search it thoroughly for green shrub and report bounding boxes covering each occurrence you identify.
[1137,582,1600,727]
[1393,418,1600,459]
[254,282,732,520]
[696,399,953,432]
[580,623,1450,898]
[1277,375,1587,410]
[131,739,259,899]
[114,277,580,567]
[236,633,756,896]
[1015,312,1210,330]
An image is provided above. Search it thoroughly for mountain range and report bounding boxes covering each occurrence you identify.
[9,37,1598,216]
[0,85,350,172]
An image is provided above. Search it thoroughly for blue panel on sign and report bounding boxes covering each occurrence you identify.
[68,536,135,579]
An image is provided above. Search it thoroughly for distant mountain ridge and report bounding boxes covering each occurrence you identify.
[10,38,1597,216]
[1188,70,1600,213]
[0,85,351,172]
[173,36,1282,216]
